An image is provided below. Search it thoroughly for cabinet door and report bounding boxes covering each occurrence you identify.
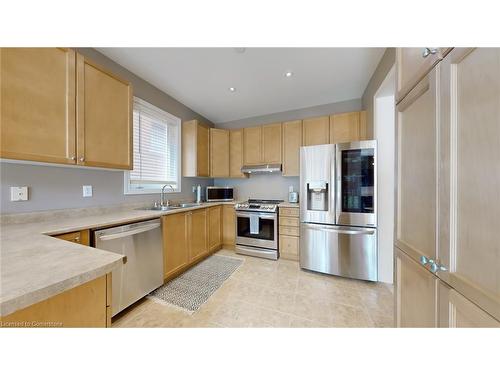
[395,66,438,263]
[438,48,500,321]
[222,205,236,248]
[208,205,222,252]
[439,282,500,328]
[197,122,210,176]
[53,230,90,246]
[76,54,132,170]
[262,123,282,163]
[329,112,360,143]
[210,128,230,177]
[0,48,76,164]
[243,126,262,165]
[162,213,189,280]
[359,110,367,140]
[396,47,445,102]
[229,129,246,178]
[189,209,208,262]
[302,116,329,146]
[396,248,438,327]
[282,120,302,176]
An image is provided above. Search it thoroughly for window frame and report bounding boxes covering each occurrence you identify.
[124,97,182,195]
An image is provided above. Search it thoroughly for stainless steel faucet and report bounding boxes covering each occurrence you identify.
[160,184,174,207]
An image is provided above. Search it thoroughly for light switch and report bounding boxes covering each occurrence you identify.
[82,185,93,197]
[10,186,29,201]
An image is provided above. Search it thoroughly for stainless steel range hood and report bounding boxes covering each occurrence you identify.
[241,163,282,174]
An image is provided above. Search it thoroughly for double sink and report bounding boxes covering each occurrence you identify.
[145,202,203,211]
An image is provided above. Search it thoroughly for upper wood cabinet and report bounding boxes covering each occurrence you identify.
[76,54,132,169]
[182,119,210,177]
[243,123,282,165]
[0,48,77,164]
[0,48,133,170]
[282,120,302,176]
[396,47,451,103]
[243,126,262,165]
[208,205,222,252]
[396,67,438,263]
[209,128,229,177]
[229,129,246,178]
[329,111,360,144]
[262,123,282,164]
[302,116,329,146]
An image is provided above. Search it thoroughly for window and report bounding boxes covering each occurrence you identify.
[124,97,181,194]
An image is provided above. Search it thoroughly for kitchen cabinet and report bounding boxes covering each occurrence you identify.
[395,249,438,327]
[208,205,222,252]
[189,209,209,262]
[76,53,133,169]
[395,66,438,264]
[439,282,500,328]
[262,123,282,164]
[243,126,262,165]
[396,47,451,103]
[0,48,77,164]
[282,120,302,176]
[1,275,109,328]
[182,119,210,177]
[359,110,367,140]
[437,48,500,321]
[162,212,190,280]
[302,116,329,146]
[329,111,360,143]
[53,230,90,246]
[229,129,246,178]
[279,206,300,261]
[222,205,236,249]
[0,48,133,170]
[209,128,230,177]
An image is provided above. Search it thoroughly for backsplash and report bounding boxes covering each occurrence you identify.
[214,174,299,202]
[0,162,213,214]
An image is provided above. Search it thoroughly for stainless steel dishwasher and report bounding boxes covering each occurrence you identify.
[93,219,163,316]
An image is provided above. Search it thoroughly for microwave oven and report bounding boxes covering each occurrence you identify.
[206,186,234,202]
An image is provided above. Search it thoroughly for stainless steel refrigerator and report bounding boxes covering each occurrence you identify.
[299,141,378,281]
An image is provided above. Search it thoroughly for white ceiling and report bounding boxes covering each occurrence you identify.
[98,48,385,124]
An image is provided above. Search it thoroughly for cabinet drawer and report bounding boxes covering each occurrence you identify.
[279,216,299,227]
[53,230,89,246]
[279,207,299,217]
[279,235,299,261]
[279,226,299,236]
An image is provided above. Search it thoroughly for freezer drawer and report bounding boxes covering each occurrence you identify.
[299,223,377,281]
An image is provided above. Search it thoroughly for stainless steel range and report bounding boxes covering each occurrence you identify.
[235,199,283,260]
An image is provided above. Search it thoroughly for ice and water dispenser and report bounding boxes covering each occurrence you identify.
[306,181,329,211]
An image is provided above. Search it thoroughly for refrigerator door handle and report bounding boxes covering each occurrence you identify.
[301,223,375,235]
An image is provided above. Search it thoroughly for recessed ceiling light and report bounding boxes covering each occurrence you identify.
[285,71,293,77]
[229,87,236,92]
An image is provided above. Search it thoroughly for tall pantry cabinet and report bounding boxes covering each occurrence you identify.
[395,47,500,327]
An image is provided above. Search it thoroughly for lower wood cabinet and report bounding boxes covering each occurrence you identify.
[53,229,90,246]
[1,275,110,328]
[222,205,236,249]
[189,209,208,262]
[162,212,190,280]
[208,205,222,252]
[279,206,300,261]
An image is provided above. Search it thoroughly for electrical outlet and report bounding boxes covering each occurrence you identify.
[10,186,29,201]
[82,185,93,197]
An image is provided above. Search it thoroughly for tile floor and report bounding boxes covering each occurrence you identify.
[112,249,394,328]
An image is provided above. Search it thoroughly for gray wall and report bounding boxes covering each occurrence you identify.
[217,98,361,128]
[1,48,214,214]
[361,48,396,139]
[214,98,362,200]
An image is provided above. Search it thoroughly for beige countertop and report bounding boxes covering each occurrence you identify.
[0,201,236,317]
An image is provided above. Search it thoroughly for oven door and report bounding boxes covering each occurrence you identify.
[235,211,278,249]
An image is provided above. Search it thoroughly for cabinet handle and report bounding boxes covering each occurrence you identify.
[70,156,76,161]
[419,256,429,265]
[79,157,85,162]
[422,48,438,58]
[429,262,447,273]
[73,236,80,243]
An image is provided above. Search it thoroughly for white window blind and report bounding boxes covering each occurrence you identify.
[125,97,181,194]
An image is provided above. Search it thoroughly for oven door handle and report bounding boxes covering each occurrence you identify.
[236,212,276,220]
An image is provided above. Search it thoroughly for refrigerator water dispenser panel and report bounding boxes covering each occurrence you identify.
[307,181,329,211]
